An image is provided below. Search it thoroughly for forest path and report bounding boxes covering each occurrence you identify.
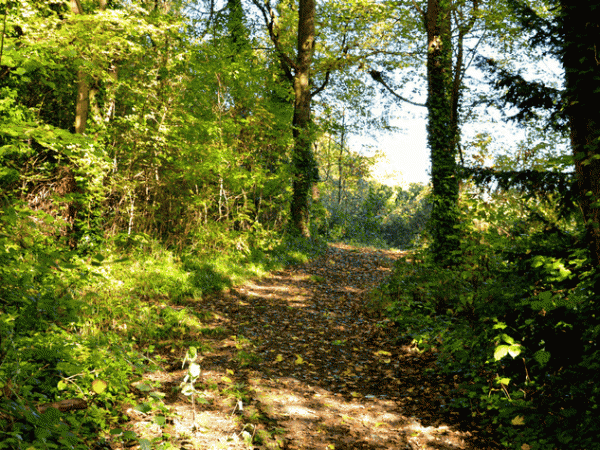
[135,243,498,450]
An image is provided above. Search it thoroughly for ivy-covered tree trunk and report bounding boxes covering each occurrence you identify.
[560,1,600,270]
[251,0,319,237]
[424,0,460,264]
[290,0,318,237]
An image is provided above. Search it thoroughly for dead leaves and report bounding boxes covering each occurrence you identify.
[195,243,496,449]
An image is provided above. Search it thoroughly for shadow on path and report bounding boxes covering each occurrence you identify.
[176,243,501,450]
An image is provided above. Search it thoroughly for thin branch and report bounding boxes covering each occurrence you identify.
[250,0,296,80]
[411,0,425,18]
[311,70,331,96]
[369,70,426,107]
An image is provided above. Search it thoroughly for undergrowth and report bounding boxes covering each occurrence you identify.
[383,220,600,449]
[0,204,325,449]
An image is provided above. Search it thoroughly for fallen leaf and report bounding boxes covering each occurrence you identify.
[511,415,526,426]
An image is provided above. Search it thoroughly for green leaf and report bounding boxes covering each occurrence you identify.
[189,362,201,378]
[135,403,152,413]
[501,334,515,345]
[136,383,152,392]
[494,345,509,360]
[123,431,137,440]
[181,385,195,396]
[92,379,108,394]
[533,350,551,366]
[508,345,522,358]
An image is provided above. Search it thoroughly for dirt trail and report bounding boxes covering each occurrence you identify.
[132,243,500,450]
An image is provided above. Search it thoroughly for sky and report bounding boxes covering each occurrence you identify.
[358,114,430,187]
[350,54,566,189]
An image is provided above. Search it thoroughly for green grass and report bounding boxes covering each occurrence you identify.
[0,225,326,450]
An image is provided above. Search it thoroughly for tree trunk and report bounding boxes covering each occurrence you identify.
[560,1,600,270]
[337,112,346,205]
[290,0,318,237]
[71,0,89,134]
[424,0,460,264]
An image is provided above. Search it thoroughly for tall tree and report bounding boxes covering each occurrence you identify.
[252,0,321,237]
[559,0,600,270]
[374,0,477,264]
[421,0,460,264]
[479,0,600,271]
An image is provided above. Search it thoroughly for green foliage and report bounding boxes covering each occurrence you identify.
[0,194,328,448]
[317,173,430,249]
[382,180,599,448]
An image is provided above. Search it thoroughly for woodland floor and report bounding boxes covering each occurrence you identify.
[124,243,502,450]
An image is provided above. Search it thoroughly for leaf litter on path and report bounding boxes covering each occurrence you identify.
[127,243,500,450]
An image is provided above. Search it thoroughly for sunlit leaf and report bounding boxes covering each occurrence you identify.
[508,345,522,358]
[494,345,509,360]
[92,379,108,395]
[189,363,201,378]
[511,415,526,426]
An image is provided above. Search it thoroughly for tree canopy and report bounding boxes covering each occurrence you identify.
[1,0,599,448]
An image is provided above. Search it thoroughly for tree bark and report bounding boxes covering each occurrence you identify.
[250,0,319,237]
[424,0,460,264]
[290,0,318,237]
[560,1,600,270]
